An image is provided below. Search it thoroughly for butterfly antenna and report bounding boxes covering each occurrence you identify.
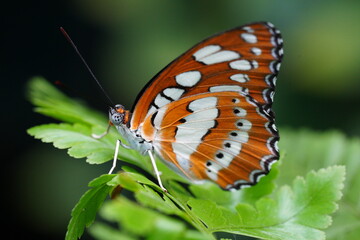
[60,27,114,106]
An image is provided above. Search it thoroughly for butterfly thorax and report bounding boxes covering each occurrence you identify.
[109,104,152,155]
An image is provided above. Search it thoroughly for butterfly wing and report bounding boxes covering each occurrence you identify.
[139,91,278,189]
[130,22,283,131]
[129,22,282,189]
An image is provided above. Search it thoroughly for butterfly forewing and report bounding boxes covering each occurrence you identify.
[129,22,282,189]
[131,22,283,130]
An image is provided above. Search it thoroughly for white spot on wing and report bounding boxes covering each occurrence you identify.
[163,88,185,100]
[271,48,278,58]
[223,140,242,156]
[266,137,279,154]
[193,44,241,65]
[175,71,201,87]
[205,161,222,181]
[241,33,257,43]
[273,76,277,86]
[193,45,221,60]
[230,60,252,70]
[267,22,275,28]
[250,169,265,182]
[235,119,252,131]
[252,60,259,69]
[147,106,158,117]
[209,85,248,94]
[276,62,281,72]
[200,50,240,64]
[229,131,249,143]
[230,73,249,83]
[232,98,240,103]
[265,75,276,87]
[188,97,217,112]
[278,48,284,57]
[242,26,254,33]
[154,94,171,108]
[274,139,279,152]
[233,107,247,117]
[270,90,275,101]
[269,61,280,73]
[174,127,209,143]
[153,107,167,129]
[178,120,215,130]
[270,36,276,46]
[215,151,233,167]
[251,47,261,56]
[171,143,194,171]
[185,109,218,121]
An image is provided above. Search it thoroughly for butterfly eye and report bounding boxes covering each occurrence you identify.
[109,106,124,125]
[110,113,123,126]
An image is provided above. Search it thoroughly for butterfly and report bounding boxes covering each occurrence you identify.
[103,22,282,191]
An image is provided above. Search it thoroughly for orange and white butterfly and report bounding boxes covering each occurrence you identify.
[106,22,282,191]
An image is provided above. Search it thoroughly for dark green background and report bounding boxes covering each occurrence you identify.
[3,0,360,239]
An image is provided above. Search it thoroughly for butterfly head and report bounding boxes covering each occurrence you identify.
[109,104,130,126]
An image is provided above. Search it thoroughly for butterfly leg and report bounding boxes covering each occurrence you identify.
[147,150,167,192]
[108,139,132,174]
[92,123,111,139]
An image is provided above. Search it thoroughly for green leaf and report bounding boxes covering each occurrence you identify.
[189,161,280,210]
[27,77,106,125]
[188,166,345,240]
[27,123,138,164]
[110,171,189,219]
[279,129,360,239]
[106,171,213,238]
[100,197,208,240]
[66,175,115,240]
[89,222,136,240]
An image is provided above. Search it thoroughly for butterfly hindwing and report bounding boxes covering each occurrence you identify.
[139,92,278,189]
